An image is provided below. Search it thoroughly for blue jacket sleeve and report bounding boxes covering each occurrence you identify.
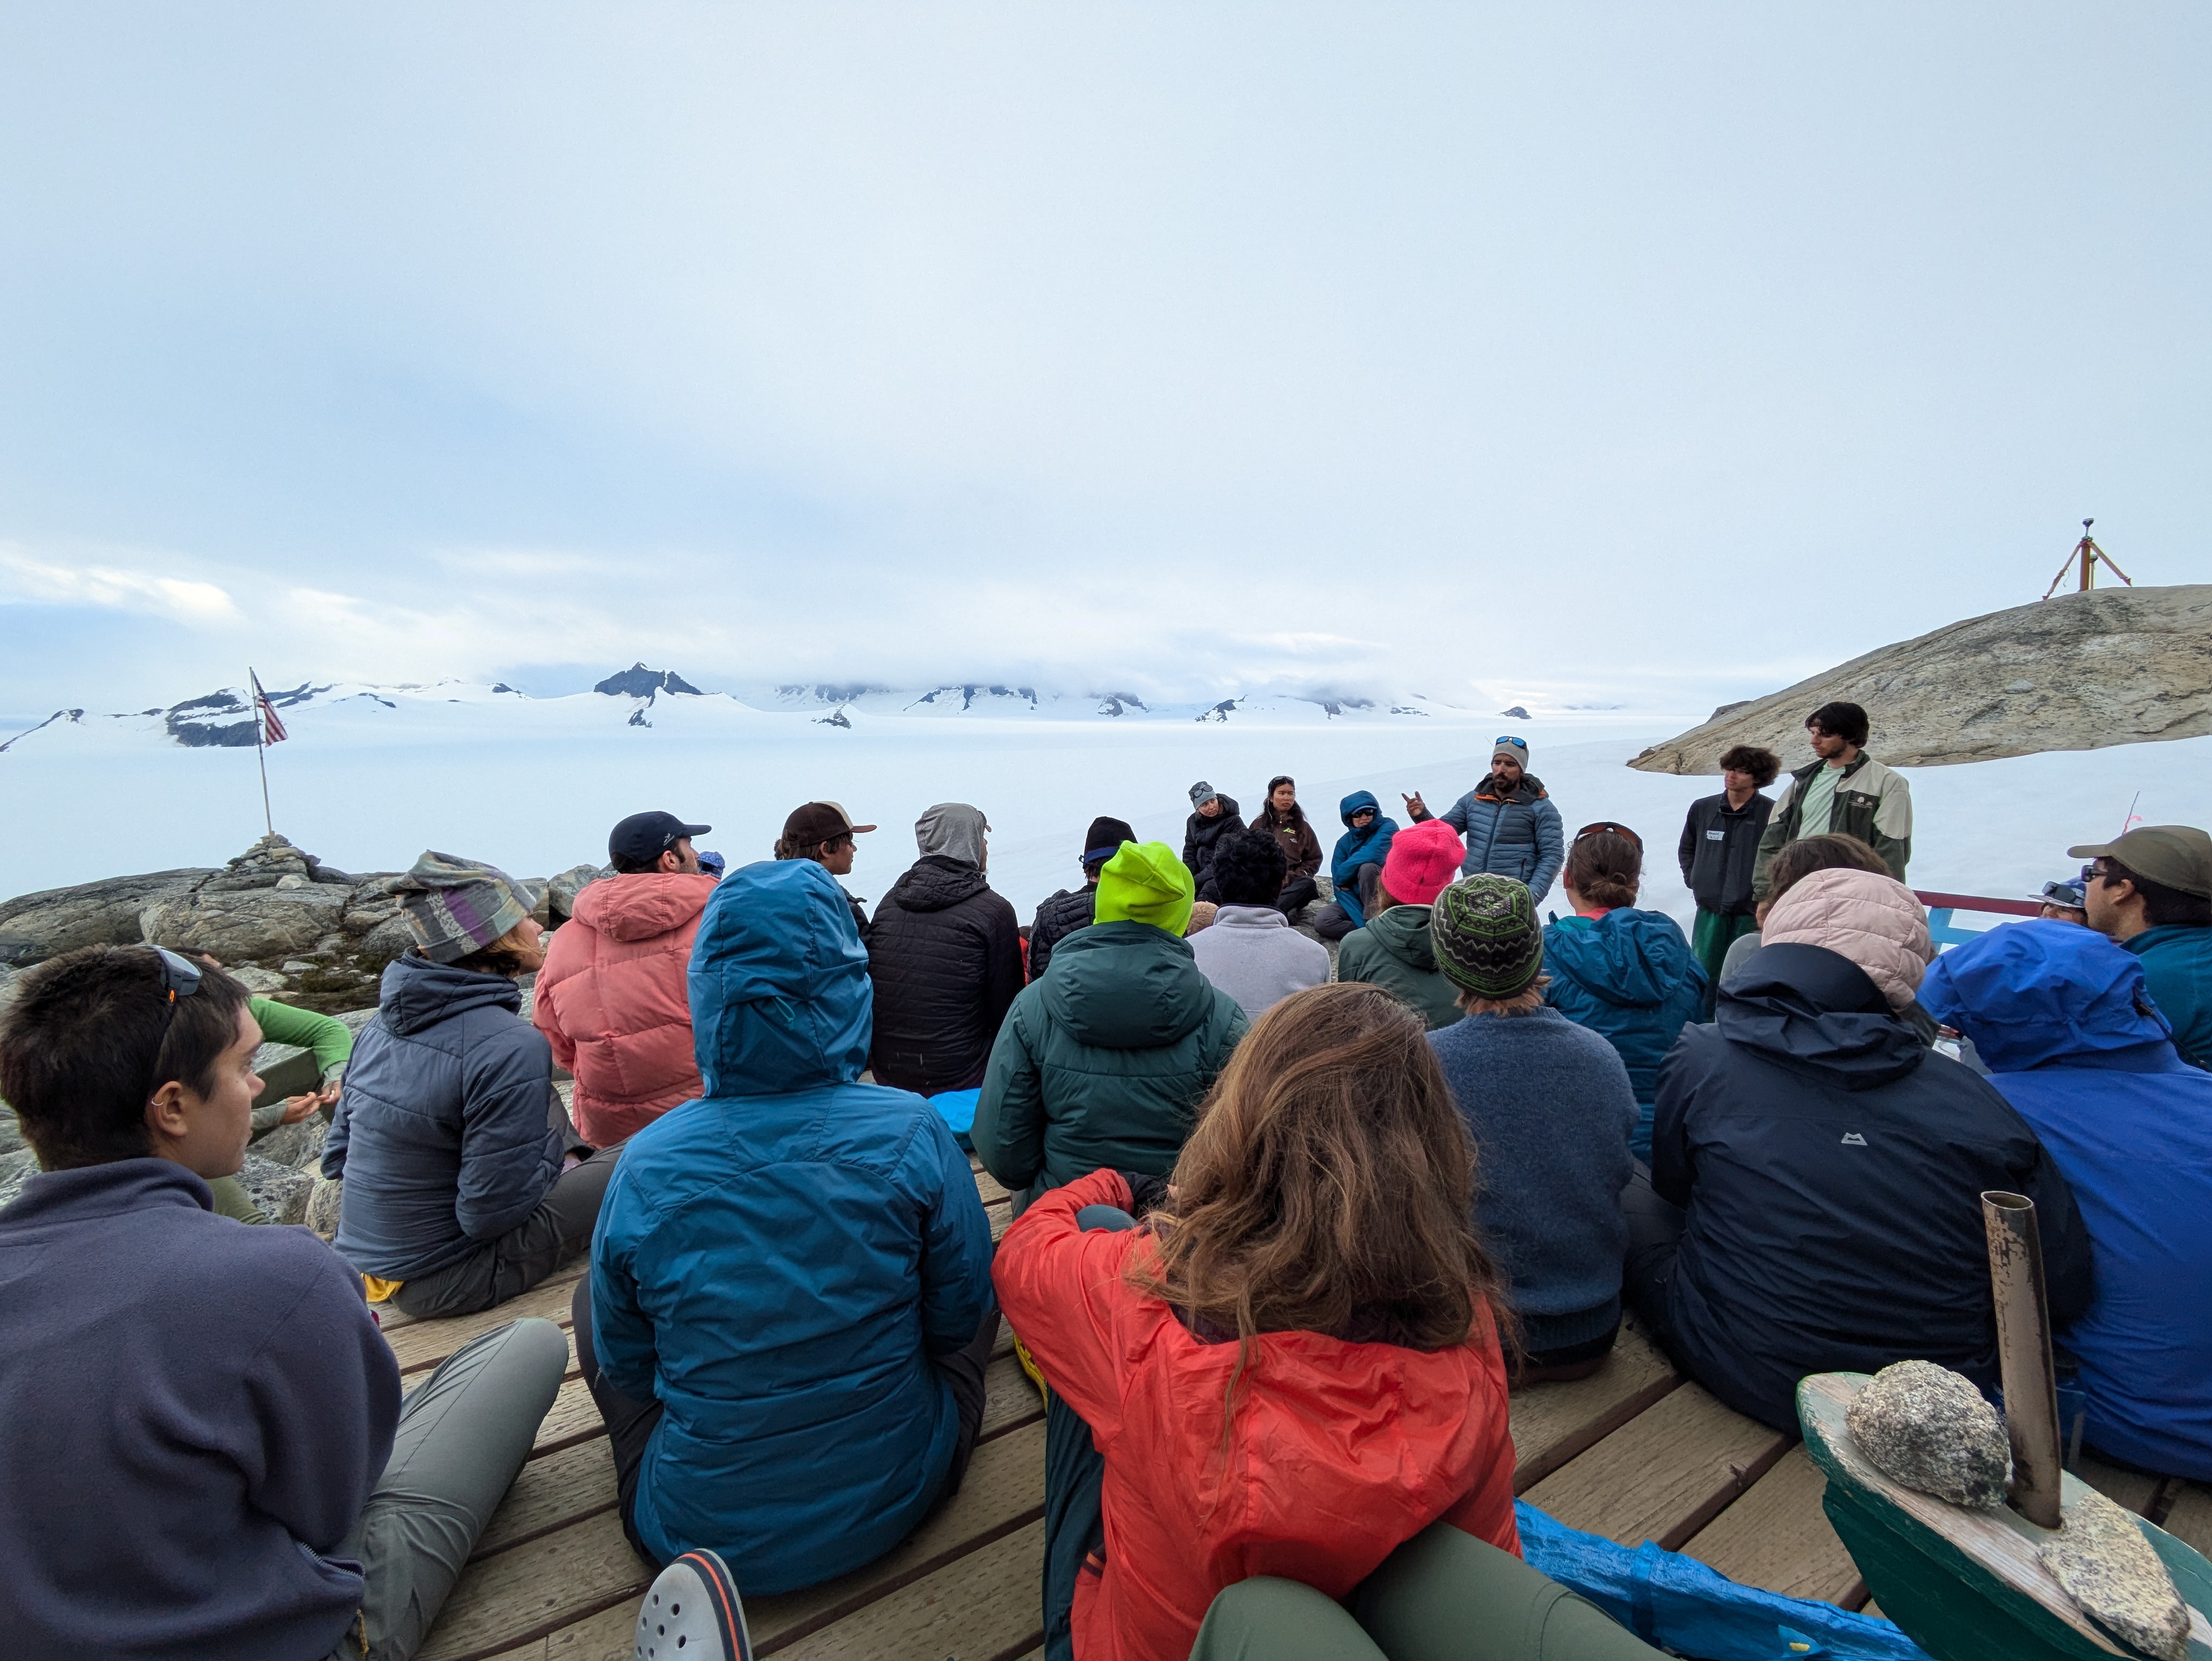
[1441,791,1475,835]
[913,1112,995,1357]
[454,1023,564,1240]
[588,1169,661,1403]
[319,1088,352,1180]
[1527,798,1566,903]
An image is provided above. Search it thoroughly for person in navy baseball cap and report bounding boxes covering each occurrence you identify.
[608,811,711,875]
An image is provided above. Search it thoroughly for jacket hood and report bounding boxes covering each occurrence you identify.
[1339,790,1381,828]
[689,859,872,1096]
[1919,919,2174,1073]
[572,871,717,942]
[1366,904,1438,971]
[914,802,988,868]
[1717,941,1926,1090]
[1761,867,1934,1009]
[886,853,992,914]
[1544,908,1699,1010]
[1040,921,1214,1050]
[378,949,523,1035]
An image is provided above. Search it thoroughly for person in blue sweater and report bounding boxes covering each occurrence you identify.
[1920,922,2212,1480]
[1427,876,1639,1381]
[1404,736,1566,904]
[0,944,566,1661]
[1541,824,1707,1161]
[580,857,997,1612]
[1312,790,1398,943]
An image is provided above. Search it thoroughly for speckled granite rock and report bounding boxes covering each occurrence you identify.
[0,1145,36,1207]
[1846,1360,2010,1509]
[305,1175,343,1240]
[2041,1486,2190,1661]
[238,1152,313,1226]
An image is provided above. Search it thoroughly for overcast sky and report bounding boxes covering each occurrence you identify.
[2,3,2206,725]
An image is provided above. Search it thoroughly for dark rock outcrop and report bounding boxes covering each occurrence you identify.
[0,869,216,968]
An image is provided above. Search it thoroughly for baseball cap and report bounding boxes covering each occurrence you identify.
[2067,825,2212,899]
[2035,878,2086,909]
[783,801,878,844]
[609,811,712,869]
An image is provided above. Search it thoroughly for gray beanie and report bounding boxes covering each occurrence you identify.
[1189,781,1218,809]
[393,852,542,964]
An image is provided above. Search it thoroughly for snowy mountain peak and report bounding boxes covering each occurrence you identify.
[593,664,702,699]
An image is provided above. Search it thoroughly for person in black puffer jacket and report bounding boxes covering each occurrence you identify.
[1029,815,1138,985]
[1182,782,1245,902]
[869,803,1026,1094]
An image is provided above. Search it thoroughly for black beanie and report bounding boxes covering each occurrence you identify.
[1084,817,1138,866]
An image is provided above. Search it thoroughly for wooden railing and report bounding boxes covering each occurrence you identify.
[1914,890,2043,948]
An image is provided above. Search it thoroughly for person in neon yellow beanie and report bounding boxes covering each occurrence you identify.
[1091,839,1198,936]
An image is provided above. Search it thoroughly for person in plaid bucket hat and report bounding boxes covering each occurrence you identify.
[323,850,625,1320]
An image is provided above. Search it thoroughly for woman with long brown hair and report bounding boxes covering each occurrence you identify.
[994,981,1522,1661]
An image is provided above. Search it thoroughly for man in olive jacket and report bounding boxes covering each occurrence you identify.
[973,841,1246,1201]
[1751,701,1913,901]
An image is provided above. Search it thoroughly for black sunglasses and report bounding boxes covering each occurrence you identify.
[1575,820,1644,852]
[146,947,204,1096]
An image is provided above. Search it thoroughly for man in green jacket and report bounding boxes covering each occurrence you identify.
[1750,701,1914,901]
[973,841,1246,1202]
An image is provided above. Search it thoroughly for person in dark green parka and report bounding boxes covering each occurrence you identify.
[973,841,1247,1201]
[1335,820,1468,1032]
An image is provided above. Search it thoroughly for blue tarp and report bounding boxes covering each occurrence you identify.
[1515,1501,1933,1661]
[928,1087,980,1151]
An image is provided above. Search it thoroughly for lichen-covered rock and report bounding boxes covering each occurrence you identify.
[2041,1487,2190,1661]
[544,863,607,924]
[0,868,214,967]
[238,1152,313,1226]
[139,882,350,964]
[1846,1360,2011,1508]
[305,1175,343,1240]
[0,1145,37,1207]
[0,1104,24,1158]
[250,1114,329,1173]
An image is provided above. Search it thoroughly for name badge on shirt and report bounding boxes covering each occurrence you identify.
[1706,829,1726,841]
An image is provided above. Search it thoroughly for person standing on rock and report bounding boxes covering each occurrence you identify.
[532,811,720,1148]
[1675,745,1779,1010]
[1404,736,1566,905]
[1027,816,1138,984]
[866,805,1024,1095]
[1750,701,1914,899]
[1181,782,1244,901]
[323,853,624,1319]
[775,800,878,941]
[0,943,570,1661]
[2068,824,2212,1071]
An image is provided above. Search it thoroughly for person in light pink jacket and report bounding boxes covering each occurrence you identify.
[1759,865,1936,1009]
[535,813,719,1146]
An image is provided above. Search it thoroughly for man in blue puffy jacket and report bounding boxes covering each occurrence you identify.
[1921,922,2212,1481]
[1405,736,1566,904]
[578,858,997,1595]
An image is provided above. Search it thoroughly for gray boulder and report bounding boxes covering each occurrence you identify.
[0,1105,23,1157]
[0,868,214,967]
[305,1175,343,1240]
[544,863,607,924]
[0,1146,37,1207]
[2041,1486,2190,1661]
[357,913,417,963]
[251,1041,323,1106]
[1845,1360,2010,1509]
[238,1153,313,1226]
[251,1113,329,1172]
[140,883,350,964]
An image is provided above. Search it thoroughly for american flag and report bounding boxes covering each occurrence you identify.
[251,671,289,744]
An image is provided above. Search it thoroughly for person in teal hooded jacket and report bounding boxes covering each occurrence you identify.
[579,858,996,1594]
[1313,790,1398,943]
[1542,826,1706,1161]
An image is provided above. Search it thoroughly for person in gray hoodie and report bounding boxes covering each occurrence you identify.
[1188,830,1330,1019]
[1336,820,1467,1031]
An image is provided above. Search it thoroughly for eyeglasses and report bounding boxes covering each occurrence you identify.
[2080,864,2105,886]
[1575,821,1644,851]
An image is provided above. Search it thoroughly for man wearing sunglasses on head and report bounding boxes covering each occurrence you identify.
[1403,735,1566,906]
[0,944,569,1661]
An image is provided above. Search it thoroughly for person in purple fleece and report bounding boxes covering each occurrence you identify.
[0,945,568,1661]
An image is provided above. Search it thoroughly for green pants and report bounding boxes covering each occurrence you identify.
[209,1174,269,1224]
[1689,909,1758,1016]
[1187,1521,1664,1661]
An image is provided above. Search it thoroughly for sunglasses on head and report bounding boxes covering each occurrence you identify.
[145,946,204,1099]
[1493,738,1525,750]
[1574,821,1643,851]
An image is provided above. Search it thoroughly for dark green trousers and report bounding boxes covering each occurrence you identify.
[1689,909,1758,1016]
[1186,1521,1665,1661]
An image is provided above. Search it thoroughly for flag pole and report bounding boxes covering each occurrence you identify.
[251,668,275,839]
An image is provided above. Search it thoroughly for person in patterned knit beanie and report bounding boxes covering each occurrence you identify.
[1431,874,1546,1001]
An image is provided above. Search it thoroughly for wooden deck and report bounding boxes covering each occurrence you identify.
[394,1162,2212,1661]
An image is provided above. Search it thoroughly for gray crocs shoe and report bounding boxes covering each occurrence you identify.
[635,1549,752,1661]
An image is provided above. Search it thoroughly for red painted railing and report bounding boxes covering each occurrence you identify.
[1913,891,2042,918]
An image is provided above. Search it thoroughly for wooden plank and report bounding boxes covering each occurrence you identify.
[989,1199,1013,1243]
[1680,1445,1863,1604]
[385,1264,589,1374]
[1522,1381,1792,1551]
[771,1517,1046,1661]
[748,1419,1048,1652]
[533,1375,609,1456]
[2161,1481,2212,1556]
[2073,1452,2164,1517]
[978,1352,1046,1443]
[420,1508,654,1661]
[475,1439,619,1561]
[972,1166,1012,1207]
[1508,1322,1681,1493]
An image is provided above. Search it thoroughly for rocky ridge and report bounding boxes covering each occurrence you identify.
[1629,584,2212,775]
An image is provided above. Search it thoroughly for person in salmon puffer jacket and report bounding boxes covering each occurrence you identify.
[533,811,719,1147]
[995,981,1533,1661]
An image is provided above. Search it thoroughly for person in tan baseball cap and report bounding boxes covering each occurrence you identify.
[776,802,878,939]
[2067,824,2212,1069]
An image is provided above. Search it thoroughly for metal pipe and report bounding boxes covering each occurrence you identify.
[1983,1190,2065,1528]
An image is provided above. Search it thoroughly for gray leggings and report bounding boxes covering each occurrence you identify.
[1189,1521,1665,1661]
[325,1316,570,1661]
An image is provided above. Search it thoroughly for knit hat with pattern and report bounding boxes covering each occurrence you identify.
[1431,875,1544,998]
[394,851,542,964]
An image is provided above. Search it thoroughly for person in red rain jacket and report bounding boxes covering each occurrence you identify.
[993,981,1521,1661]
[534,812,718,1146]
